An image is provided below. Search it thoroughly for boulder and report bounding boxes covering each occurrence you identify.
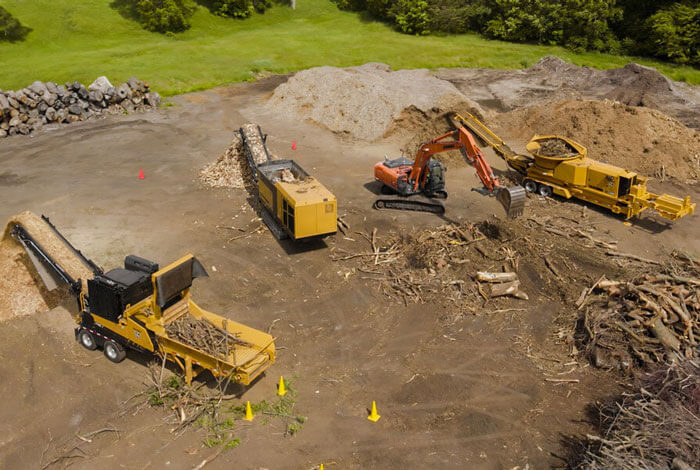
[88,76,113,94]
[28,81,48,96]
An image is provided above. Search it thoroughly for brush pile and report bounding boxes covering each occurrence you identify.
[165,314,250,361]
[579,273,700,369]
[330,218,609,315]
[580,360,700,469]
[0,76,160,138]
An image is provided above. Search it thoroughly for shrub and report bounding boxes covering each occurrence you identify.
[206,0,272,18]
[134,0,197,33]
[390,1,431,35]
[0,6,31,42]
[645,3,700,65]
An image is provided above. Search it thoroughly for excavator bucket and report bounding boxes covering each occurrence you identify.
[496,186,527,218]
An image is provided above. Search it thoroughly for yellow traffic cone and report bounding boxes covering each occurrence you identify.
[367,400,381,422]
[244,400,254,421]
[277,376,287,396]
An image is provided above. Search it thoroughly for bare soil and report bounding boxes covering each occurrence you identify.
[0,65,698,470]
[436,56,700,130]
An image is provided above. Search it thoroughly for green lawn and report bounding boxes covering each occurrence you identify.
[1,0,699,96]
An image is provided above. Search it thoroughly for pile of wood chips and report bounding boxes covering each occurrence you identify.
[165,314,250,362]
[240,123,270,167]
[199,132,251,189]
[581,272,700,368]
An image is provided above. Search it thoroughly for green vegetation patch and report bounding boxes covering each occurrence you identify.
[0,0,698,96]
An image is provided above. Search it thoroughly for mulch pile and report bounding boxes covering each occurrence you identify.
[267,63,483,142]
[494,99,700,182]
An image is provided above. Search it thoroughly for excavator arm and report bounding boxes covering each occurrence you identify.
[411,127,526,217]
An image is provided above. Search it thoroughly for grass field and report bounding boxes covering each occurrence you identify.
[1,0,699,96]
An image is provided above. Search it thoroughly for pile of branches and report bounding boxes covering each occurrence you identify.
[0,76,160,138]
[578,360,700,469]
[331,223,529,310]
[579,273,700,369]
[165,315,250,361]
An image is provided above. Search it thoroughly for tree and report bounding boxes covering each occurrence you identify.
[645,3,700,65]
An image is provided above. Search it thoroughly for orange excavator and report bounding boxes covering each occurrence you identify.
[373,126,526,217]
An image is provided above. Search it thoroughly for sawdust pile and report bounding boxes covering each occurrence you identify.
[494,100,700,182]
[267,63,484,141]
[0,212,90,321]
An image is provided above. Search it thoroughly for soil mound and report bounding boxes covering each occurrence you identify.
[267,63,483,141]
[494,100,700,182]
[436,56,700,130]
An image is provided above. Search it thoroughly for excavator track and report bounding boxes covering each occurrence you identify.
[373,196,445,215]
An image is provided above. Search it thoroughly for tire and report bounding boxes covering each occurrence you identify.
[523,180,538,193]
[78,329,98,351]
[538,184,553,197]
[374,200,385,209]
[103,340,126,363]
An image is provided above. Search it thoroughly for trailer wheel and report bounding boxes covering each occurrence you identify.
[523,180,538,193]
[538,184,553,197]
[78,329,98,351]
[103,340,126,363]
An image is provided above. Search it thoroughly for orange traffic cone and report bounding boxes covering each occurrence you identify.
[244,400,254,421]
[367,401,380,422]
[138,169,145,180]
[292,140,297,150]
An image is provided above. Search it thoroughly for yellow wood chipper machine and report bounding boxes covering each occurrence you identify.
[9,213,275,385]
[239,125,337,241]
[454,112,695,221]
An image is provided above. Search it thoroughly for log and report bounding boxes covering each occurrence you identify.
[648,317,680,351]
[476,271,517,283]
[490,280,520,297]
[605,250,661,265]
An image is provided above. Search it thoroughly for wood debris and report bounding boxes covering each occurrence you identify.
[165,314,250,361]
[578,272,700,368]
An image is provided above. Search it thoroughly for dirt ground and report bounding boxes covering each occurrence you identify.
[1,69,699,470]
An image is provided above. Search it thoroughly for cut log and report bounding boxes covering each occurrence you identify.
[489,280,528,300]
[476,271,518,283]
[648,317,680,351]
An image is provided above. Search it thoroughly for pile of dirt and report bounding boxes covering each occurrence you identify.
[267,63,483,141]
[494,100,700,182]
[436,56,700,130]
